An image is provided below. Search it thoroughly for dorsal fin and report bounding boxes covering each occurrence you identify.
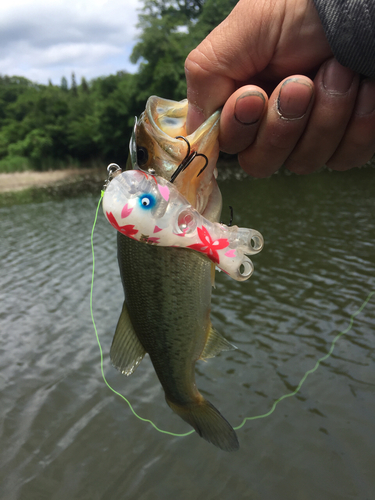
[200,324,236,360]
[110,302,146,375]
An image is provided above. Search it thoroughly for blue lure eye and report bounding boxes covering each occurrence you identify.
[139,193,155,210]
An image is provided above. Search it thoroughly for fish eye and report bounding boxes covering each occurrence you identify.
[137,147,148,166]
[139,194,155,209]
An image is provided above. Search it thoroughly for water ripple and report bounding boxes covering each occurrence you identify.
[0,169,374,499]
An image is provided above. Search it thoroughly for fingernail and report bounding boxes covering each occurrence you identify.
[355,79,375,116]
[323,59,355,94]
[234,91,265,125]
[277,78,313,120]
[186,103,205,134]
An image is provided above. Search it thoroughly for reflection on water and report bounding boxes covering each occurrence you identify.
[0,166,374,499]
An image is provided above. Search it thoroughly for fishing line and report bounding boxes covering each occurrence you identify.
[91,193,374,437]
[234,288,375,430]
[91,192,193,437]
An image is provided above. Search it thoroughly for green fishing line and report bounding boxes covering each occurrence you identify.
[234,287,375,430]
[91,193,193,437]
[91,193,374,437]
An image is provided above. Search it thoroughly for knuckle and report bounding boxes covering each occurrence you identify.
[185,42,216,76]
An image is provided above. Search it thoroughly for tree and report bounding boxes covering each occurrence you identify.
[0,0,239,172]
[61,76,68,91]
[131,0,237,103]
[81,77,89,93]
[71,72,78,96]
[92,72,138,164]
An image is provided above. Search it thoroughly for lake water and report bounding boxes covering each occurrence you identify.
[0,165,374,499]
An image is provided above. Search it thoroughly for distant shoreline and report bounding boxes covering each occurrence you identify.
[0,167,105,193]
[1,159,373,208]
[0,167,106,207]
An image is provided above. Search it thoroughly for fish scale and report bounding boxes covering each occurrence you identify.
[115,232,239,451]
[117,232,212,402]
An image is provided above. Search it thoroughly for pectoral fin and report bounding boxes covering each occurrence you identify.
[110,302,146,375]
[200,324,236,360]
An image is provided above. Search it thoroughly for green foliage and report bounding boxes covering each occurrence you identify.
[60,77,68,91]
[131,0,237,103]
[131,0,199,101]
[193,0,237,34]
[0,155,31,173]
[0,71,140,172]
[71,72,78,96]
[0,0,235,172]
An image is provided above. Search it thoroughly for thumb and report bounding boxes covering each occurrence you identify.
[185,0,282,133]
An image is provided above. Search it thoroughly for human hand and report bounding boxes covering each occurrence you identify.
[185,0,375,176]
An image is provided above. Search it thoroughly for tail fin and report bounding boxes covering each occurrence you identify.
[167,397,239,452]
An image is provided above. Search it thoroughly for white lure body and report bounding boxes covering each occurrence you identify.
[103,170,263,281]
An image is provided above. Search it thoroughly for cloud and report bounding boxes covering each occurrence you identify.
[0,0,142,84]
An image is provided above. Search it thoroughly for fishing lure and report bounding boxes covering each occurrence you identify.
[103,167,264,281]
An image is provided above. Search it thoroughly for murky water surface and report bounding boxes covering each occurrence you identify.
[1,166,374,499]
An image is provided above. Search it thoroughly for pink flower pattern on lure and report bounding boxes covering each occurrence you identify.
[121,203,133,218]
[106,211,138,239]
[102,170,264,281]
[187,226,228,264]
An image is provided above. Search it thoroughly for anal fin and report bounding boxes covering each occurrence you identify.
[110,301,146,375]
[200,324,236,360]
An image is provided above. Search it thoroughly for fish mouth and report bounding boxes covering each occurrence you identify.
[130,96,221,219]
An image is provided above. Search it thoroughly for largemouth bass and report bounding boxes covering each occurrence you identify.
[103,97,263,452]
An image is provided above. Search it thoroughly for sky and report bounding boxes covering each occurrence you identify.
[0,0,141,86]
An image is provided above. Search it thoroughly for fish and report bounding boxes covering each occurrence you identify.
[103,96,263,452]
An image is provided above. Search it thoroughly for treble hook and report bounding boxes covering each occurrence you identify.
[170,136,209,183]
[228,206,234,226]
[175,136,191,157]
[221,206,234,226]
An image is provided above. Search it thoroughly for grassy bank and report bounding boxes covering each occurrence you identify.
[0,167,105,207]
